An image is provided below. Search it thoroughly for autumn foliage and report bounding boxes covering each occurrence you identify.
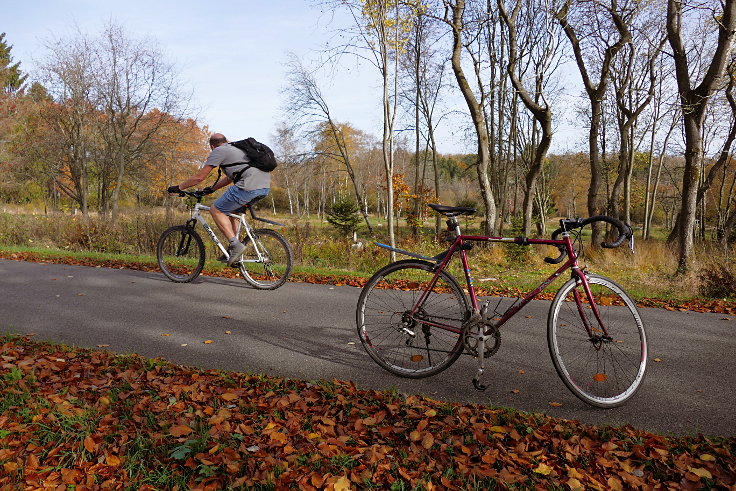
[0,335,734,490]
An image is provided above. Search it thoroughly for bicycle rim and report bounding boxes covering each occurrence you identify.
[356,260,468,378]
[238,229,293,290]
[548,274,647,408]
[157,226,205,283]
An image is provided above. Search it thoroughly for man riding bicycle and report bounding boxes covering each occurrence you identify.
[167,133,270,266]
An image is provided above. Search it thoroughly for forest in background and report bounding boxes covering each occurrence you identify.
[1,0,735,279]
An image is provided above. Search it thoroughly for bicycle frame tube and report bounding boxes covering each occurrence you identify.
[191,203,267,263]
[409,231,607,335]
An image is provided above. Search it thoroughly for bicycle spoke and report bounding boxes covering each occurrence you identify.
[357,260,468,378]
[548,274,647,407]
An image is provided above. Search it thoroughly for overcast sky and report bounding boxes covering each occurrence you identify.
[4,0,585,154]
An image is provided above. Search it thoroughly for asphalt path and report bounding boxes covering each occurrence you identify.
[1,259,734,437]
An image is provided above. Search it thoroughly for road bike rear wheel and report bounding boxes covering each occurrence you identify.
[157,225,205,283]
[237,229,293,290]
[356,259,469,378]
[548,273,647,408]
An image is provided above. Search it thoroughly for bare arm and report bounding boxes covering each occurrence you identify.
[210,174,232,191]
[178,165,216,190]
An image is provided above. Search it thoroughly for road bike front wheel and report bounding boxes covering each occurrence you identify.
[548,273,647,408]
[157,225,206,283]
[237,229,293,290]
[356,259,469,379]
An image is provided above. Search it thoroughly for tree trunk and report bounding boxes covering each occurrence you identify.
[447,0,496,235]
[666,0,736,274]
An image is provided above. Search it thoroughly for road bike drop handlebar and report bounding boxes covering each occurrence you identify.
[544,215,634,264]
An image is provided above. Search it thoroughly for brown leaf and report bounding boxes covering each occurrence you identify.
[549,402,563,407]
[333,475,352,491]
[106,454,121,466]
[170,425,194,437]
[421,432,434,449]
[83,435,97,453]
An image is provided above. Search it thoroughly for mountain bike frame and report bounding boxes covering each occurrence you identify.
[185,201,282,265]
[376,216,611,390]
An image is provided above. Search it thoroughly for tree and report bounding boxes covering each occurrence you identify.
[29,23,192,217]
[341,0,419,257]
[556,0,633,246]
[283,54,373,233]
[36,37,97,216]
[91,22,190,221]
[441,0,497,235]
[0,33,27,94]
[326,194,363,236]
[400,10,448,236]
[498,0,562,236]
[666,0,736,274]
[608,36,661,225]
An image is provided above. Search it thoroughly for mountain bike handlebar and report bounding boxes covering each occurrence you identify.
[544,215,633,264]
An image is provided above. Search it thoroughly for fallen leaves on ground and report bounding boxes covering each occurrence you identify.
[0,336,734,489]
[2,250,735,315]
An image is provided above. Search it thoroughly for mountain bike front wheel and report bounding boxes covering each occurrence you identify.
[356,259,469,378]
[237,229,293,290]
[157,225,205,283]
[548,273,647,408]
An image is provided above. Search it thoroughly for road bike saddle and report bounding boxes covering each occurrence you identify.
[428,203,477,217]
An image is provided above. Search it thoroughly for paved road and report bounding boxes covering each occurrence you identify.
[1,259,734,436]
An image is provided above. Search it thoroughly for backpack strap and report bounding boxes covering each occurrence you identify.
[220,162,251,185]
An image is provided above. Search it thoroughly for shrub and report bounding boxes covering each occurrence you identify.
[326,196,362,237]
[699,262,736,299]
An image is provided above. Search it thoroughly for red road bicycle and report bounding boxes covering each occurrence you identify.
[356,204,646,408]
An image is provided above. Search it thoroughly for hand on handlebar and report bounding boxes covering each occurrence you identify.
[167,185,185,196]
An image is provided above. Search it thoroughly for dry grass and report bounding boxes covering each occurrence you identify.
[0,208,734,301]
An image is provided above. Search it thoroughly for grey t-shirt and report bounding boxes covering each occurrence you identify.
[202,144,270,191]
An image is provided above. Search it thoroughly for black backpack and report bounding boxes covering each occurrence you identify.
[230,138,277,172]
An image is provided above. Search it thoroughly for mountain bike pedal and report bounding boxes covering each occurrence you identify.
[472,373,488,391]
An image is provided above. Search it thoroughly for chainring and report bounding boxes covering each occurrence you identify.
[463,323,501,358]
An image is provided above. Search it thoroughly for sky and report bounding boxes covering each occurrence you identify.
[3,0,586,155]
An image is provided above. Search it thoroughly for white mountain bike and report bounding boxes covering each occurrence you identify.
[157,190,292,290]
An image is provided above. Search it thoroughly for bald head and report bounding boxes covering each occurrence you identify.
[209,133,227,148]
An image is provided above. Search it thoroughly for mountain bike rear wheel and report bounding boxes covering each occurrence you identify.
[356,260,469,378]
[237,229,293,290]
[157,225,205,283]
[548,273,647,408]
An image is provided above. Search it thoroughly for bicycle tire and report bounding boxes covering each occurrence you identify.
[157,225,206,283]
[548,273,647,408]
[237,228,293,290]
[356,259,469,378]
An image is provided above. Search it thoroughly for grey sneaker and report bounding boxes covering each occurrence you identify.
[226,241,246,266]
